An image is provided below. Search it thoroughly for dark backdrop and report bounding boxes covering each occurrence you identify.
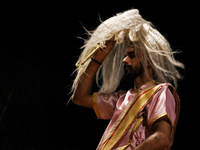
[0,0,197,149]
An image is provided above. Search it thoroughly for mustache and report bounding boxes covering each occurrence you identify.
[124,64,132,72]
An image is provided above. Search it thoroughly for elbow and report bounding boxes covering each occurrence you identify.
[72,95,80,105]
[154,132,171,149]
[162,136,171,149]
[71,92,93,108]
[72,94,85,106]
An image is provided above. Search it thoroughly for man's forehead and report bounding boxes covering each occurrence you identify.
[126,46,135,53]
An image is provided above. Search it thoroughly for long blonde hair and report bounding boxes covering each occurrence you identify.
[71,9,184,95]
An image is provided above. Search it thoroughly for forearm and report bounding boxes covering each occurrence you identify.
[72,60,101,107]
[72,39,114,108]
[134,132,170,150]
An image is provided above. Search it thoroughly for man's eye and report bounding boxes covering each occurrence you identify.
[128,52,135,59]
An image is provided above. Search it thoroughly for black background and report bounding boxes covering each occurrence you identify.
[0,0,198,149]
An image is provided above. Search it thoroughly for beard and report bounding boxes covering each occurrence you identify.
[117,63,144,91]
[123,63,144,83]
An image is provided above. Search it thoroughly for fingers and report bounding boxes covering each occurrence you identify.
[97,37,115,50]
[105,38,114,51]
[106,37,114,46]
[105,40,111,47]
[93,38,114,61]
[100,37,114,51]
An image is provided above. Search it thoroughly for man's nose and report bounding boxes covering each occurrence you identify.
[122,56,129,65]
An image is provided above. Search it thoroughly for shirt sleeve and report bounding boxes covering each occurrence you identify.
[145,84,176,128]
[93,90,126,119]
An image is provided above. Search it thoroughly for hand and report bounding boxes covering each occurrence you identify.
[93,38,114,62]
[72,38,114,109]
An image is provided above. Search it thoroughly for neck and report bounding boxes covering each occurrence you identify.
[134,68,154,89]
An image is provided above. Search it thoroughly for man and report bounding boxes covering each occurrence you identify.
[71,9,184,150]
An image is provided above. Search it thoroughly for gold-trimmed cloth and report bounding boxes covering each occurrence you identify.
[100,84,163,150]
[93,92,101,119]
[94,83,180,150]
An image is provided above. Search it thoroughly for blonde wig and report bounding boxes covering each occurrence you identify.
[72,9,184,94]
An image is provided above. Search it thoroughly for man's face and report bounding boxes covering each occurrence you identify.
[122,47,144,82]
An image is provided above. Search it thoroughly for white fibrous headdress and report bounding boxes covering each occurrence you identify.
[72,9,184,94]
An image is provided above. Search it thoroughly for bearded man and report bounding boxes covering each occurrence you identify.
[71,9,184,150]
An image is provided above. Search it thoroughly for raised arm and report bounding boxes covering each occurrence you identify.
[72,39,114,109]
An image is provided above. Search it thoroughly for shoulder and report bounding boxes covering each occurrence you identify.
[157,83,179,103]
[145,83,179,127]
[152,83,177,103]
[157,83,176,92]
[153,83,178,98]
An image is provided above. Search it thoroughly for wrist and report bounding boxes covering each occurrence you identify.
[93,48,109,62]
[91,58,102,65]
[92,55,104,64]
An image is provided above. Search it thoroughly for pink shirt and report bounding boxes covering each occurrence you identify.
[93,82,177,150]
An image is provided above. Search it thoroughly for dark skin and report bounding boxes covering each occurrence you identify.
[72,39,172,149]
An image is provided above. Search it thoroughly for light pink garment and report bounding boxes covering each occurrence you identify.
[94,83,176,150]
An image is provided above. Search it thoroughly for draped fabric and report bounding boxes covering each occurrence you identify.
[93,82,179,150]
